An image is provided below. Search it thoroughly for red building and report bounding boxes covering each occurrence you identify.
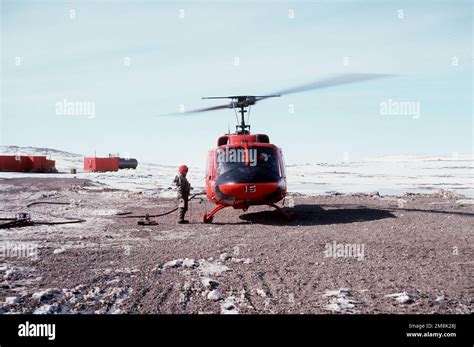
[83,157,119,172]
[0,155,56,173]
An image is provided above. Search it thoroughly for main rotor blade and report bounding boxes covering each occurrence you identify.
[158,73,394,116]
[257,73,394,101]
[156,103,232,117]
[186,104,232,113]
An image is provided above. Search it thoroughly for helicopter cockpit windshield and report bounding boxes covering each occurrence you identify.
[216,146,280,176]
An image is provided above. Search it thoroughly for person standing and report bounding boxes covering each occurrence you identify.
[173,165,191,224]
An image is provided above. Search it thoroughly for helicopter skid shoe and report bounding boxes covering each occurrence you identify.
[269,203,294,221]
[203,204,227,223]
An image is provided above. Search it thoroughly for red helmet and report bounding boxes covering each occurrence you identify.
[178,165,188,174]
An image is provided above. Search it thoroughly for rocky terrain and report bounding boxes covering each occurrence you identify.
[0,177,472,314]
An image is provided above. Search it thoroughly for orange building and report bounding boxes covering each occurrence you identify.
[83,157,120,172]
[0,155,56,172]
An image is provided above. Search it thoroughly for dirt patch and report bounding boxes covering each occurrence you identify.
[0,178,472,314]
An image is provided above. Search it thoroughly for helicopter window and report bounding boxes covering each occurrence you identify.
[253,147,279,174]
[216,146,279,175]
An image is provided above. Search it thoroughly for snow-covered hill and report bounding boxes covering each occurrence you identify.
[0,146,472,197]
[0,146,203,196]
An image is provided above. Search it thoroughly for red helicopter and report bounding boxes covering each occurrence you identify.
[201,95,288,223]
[166,74,392,223]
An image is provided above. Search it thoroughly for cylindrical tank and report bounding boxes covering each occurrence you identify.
[119,158,138,169]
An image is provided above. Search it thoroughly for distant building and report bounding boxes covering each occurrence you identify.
[0,155,56,173]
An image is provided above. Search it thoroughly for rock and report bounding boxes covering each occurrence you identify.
[182,258,199,268]
[201,277,219,290]
[5,296,19,305]
[163,259,183,268]
[53,247,66,254]
[73,284,86,293]
[323,288,351,297]
[207,289,223,301]
[323,288,357,313]
[32,288,60,302]
[221,299,238,314]
[199,261,230,276]
[385,292,413,304]
[3,268,22,280]
[222,309,239,315]
[111,308,125,314]
[336,297,355,308]
[222,301,235,310]
[435,295,445,303]
[219,253,231,261]
[256,289,267,298]
[33,304,59,315]
[326,302,342,312]
[231,257,252,264]
[396,293,411,304]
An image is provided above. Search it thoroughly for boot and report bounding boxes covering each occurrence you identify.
[178,208,189,224]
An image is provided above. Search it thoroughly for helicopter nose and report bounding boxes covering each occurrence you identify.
[217,182,281,201]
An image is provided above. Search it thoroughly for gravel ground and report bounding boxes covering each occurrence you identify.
[0,177,472,314]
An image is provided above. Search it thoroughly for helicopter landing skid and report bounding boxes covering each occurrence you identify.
[203,203,294,223]
[203,204,227,223]
[269,203,294,221]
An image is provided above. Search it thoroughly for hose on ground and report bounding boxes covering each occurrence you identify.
[0,200,86,229]
[117,192,205,219]
[34,219,86,225]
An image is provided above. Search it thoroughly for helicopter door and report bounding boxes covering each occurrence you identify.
[206,150,216,181]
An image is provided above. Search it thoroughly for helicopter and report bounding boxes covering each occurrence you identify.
[164,73,392,223]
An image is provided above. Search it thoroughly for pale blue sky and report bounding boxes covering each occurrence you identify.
[1,0,472,166]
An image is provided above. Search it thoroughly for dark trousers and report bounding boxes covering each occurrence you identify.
[178,197,188,221]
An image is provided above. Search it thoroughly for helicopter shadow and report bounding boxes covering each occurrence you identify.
[238,204,396,226]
